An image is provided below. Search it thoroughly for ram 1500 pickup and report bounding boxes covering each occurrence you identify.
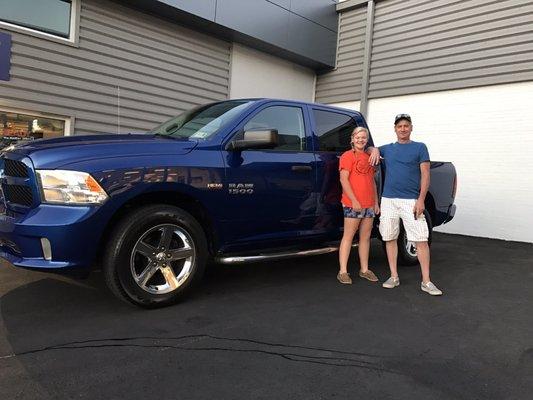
[0,99,456,307]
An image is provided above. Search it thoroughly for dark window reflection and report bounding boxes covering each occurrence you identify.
[313,109,357,152]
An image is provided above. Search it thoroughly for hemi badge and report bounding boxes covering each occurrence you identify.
[207,183,223,190]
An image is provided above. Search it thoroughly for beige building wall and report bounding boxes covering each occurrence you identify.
[229,43,316,102]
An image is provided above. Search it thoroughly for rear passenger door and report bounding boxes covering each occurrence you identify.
[311,108,359,240]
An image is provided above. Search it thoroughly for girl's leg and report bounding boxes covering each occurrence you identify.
[357,217,374,272]
[339,217,361,274]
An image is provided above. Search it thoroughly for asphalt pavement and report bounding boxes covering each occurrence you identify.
[1,233,532,400]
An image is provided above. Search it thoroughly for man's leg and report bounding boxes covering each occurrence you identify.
[398,200,430,281]
[417,240,441,295]
[379,198,400,288]
[385,239,399,278]
[399,202,442,295]
[416,241,430,284]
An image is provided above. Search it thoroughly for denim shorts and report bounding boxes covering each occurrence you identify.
[343,206,376,219]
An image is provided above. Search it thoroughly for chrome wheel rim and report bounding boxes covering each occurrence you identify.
[130,224,195,295]
[405,239,417,258]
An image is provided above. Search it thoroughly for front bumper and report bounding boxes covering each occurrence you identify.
[0,204,103,270]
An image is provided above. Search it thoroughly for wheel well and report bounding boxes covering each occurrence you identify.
[94,192,217,268]
[424,193,436,226]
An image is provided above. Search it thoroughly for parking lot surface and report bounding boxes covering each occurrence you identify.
[1,233,532,399]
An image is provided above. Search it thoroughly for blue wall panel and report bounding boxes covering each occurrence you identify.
[0,31,11,81]
[290,0,338,31]
[288,12,337,68]
[157,0,216,20]
[125,0,337,69]
[268,0,291,9]
[216,0,290,49]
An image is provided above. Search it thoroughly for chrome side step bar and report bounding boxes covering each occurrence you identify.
[215,243,357,264]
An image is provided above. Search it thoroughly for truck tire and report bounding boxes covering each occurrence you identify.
[381,210,433,267]
[103,205,207,308]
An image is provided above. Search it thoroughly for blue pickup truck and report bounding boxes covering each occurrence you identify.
[0,99,456,307]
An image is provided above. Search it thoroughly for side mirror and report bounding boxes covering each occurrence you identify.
[227,129,279,150]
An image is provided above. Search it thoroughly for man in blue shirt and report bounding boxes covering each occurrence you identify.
[379,114,442,296]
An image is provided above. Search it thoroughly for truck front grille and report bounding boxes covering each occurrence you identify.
[4,184,33,206]
[4,159,29,178]
[1,155,35,208]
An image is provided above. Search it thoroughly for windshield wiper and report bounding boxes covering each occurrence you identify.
[153,133,179,140]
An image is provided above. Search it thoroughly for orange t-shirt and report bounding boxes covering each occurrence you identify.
[339,150,376,208]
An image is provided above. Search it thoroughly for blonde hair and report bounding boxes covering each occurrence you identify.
[352,127,368,138]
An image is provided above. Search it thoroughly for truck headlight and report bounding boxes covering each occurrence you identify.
[36,170,108,205]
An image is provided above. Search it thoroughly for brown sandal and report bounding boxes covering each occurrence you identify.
[337,272,352,284]
[358,269,378,282]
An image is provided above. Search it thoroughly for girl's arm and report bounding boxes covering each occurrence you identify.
[340,169,361,210]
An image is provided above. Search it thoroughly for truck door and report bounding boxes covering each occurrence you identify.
[220,103,317,250]
[311,108,370,241]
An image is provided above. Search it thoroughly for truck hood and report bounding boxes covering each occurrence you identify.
[7,134,199,169]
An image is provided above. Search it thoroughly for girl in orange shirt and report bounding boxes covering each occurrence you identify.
[337,127,380,285]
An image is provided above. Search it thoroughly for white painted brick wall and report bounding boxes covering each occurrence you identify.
[332,82,533,243]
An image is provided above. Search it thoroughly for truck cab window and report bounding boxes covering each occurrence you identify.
[244,106,306,151]
[313,110,357,152]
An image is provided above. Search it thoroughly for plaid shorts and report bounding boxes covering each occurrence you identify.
[379,197,428,241]
[343,206,376,219]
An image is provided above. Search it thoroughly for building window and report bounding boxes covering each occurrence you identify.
[244,106,306,151]
[0,110,69,149]
[0,0,79,43]
[313,109,357,152]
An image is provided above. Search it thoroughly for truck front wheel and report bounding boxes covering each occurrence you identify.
[103,205,207,307]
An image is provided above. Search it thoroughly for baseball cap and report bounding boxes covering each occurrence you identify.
[394,113,411,124]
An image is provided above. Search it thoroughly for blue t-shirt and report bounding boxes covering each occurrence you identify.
[379,141,430,199]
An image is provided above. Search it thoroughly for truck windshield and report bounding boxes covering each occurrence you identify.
[151,100,252,140]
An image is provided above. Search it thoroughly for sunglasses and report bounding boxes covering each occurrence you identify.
[395,113,411,123]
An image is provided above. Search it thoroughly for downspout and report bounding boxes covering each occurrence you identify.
[359,0,375,118]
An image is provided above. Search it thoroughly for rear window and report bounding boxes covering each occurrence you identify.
[313,109,357,152]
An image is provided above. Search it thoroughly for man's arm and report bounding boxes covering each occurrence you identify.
[414,161,430,217]
[372,172,380,214]
[365,146,380,166]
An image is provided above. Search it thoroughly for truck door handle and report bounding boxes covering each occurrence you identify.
[291,165,312,172]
